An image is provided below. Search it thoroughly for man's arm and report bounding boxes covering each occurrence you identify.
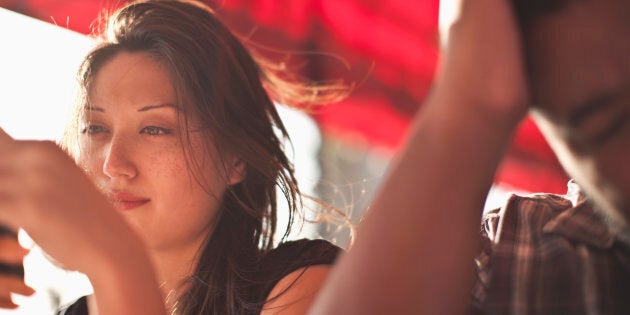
[309,0,528,313]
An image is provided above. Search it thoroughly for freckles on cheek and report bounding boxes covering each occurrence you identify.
[167,157,189,177]
[153,149,197,189]
[147,152,184,177]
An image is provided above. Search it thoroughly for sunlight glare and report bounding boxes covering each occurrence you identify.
[0,8,93,141]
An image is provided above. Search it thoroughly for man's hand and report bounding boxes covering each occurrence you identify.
[437,0,529,128]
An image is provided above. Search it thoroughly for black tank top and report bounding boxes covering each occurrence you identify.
[57,239,340,314]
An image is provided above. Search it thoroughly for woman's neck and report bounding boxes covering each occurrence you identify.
[149,244,201,311]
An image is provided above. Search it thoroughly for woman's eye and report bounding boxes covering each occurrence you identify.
[80,124,107,135]
[141,126,172,136]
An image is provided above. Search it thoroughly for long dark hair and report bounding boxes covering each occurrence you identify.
[61,0,347,313]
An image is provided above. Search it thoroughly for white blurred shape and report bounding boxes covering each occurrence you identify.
[438,0,463,48]
[0,7,94,314]
[0,7,93,141]
[275,104,322,242]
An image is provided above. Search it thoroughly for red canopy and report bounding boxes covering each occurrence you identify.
[0,0,569,193]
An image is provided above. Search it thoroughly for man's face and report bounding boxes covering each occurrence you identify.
[526,0,630,229]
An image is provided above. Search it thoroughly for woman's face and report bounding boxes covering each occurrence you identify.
[76,51,242,253]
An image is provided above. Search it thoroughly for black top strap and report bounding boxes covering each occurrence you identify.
[57,239,340,315]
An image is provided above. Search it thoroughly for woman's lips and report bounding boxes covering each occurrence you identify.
[107,192,150,211]
[112,200,150,210]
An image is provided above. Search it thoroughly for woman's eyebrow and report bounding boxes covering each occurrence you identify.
[85,106,104,112]
[83,103,182,113]
[138,103,181,112]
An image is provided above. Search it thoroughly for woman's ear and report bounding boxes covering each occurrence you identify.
[228,158,246,185]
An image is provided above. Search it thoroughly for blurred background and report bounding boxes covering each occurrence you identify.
[0,0,570,313]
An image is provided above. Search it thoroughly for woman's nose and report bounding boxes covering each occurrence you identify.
[102,136,138,180]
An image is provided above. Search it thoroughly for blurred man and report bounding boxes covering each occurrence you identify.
[473,0,630,313]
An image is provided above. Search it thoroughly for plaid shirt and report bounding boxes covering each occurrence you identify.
[471,181,630,315]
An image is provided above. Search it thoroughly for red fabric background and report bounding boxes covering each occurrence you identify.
[0,0,570,193]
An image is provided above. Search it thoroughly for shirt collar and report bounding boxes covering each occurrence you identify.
[542,181,616,249]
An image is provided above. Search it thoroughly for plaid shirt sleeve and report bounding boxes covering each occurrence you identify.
[471,187,630,315]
